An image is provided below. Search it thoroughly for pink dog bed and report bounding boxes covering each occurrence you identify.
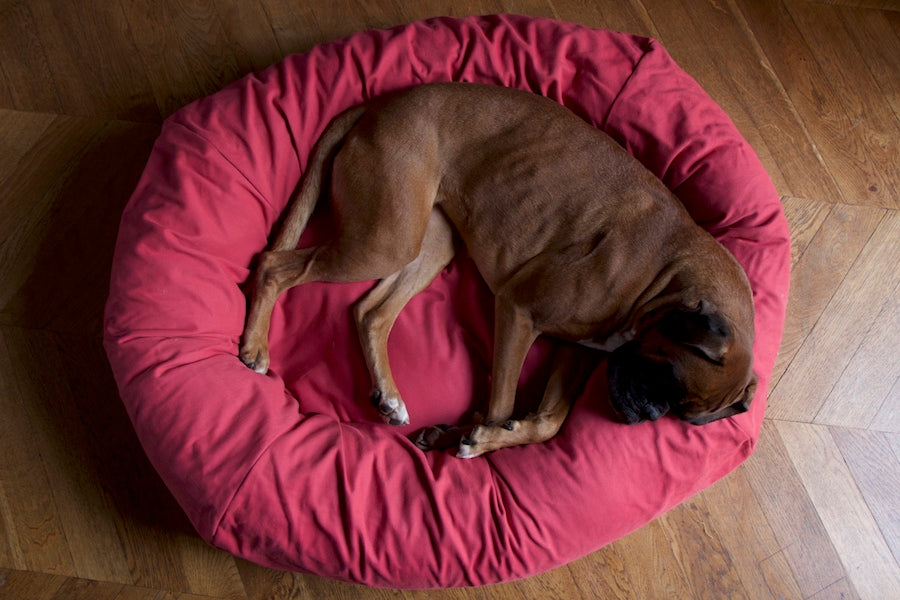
[104,15,790,588]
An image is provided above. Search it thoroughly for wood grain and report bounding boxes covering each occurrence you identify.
[777,421,900,600]
[818,286,899,429]
[830,428,900,562]
[658,497,748,599]
[768,201,883,393]
[0,327,75,576]
[0,116,158,333]
[642,0,841,202]
[0,0,898,597]
[741,421,848,597]
[735,0,899,208]
[701,468,800,598]
[605,519,694,598]
[771,210,899,423]
[812,0,900,10]
[758,550,806,600]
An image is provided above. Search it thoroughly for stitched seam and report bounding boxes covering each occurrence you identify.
[599,38,657,130]
[168,119,278,212]
[209,419,297,541]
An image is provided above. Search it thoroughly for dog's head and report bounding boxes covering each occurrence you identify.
[606,301,756,426]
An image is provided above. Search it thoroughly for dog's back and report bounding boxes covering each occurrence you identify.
[335,83,718,341]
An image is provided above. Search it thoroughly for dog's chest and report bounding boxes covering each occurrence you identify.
[577,329,635,352]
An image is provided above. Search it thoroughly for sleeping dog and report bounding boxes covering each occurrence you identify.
[239,83,757,458]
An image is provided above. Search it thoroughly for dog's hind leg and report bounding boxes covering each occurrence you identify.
[240,215,432,375]
[240,246,321,373]
[354,208,455,425]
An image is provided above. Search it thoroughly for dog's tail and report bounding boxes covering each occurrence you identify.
[271,105,367,251]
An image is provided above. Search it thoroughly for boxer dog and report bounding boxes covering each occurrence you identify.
[239,83,757,458]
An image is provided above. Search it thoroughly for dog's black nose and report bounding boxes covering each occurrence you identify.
[640,404,668,422]
[616,406,642,425]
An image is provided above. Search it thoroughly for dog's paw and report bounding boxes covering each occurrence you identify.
[239,342,270,374]
[370,389,410,426]
[455,421,507,459]
[456,420,518,459]
[413,424,465,451]
[456,432,482,459]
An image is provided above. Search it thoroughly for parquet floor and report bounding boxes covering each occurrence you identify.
[1,1,897,598]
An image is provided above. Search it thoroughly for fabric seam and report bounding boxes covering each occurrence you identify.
[209,418,297,541]
[599,38,657,130]
[168,119,279,212]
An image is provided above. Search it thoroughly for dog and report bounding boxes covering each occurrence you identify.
[239,82,757,459]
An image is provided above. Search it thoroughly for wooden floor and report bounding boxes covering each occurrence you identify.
[1,0,897,598]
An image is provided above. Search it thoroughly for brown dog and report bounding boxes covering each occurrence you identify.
[239,83,757,458]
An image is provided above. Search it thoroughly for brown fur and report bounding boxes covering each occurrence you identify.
[239,83,756,458]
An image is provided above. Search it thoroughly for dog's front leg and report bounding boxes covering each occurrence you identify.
[457,344,587,459]
[445,297,535,458]
[485,296,539,424]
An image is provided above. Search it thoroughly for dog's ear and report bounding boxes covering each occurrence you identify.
[659,300,731,363]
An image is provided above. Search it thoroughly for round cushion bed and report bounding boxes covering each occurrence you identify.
[104,14,791,588]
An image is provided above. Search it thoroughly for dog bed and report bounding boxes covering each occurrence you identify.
[104,14,790,588]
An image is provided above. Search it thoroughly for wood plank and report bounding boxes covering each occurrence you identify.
[817,283,899,428]
[0,327,76,576]
[830,429,900,563]
[807,577,861,600]
[122,0,245,117]
[735,0,898,208]
[0,114,104,316]
[21,0,158,121]
[772,210,898,424]
[758,550,805,600]
[872,377,900,433]
[699,467,799,598]
[112,586,176,600]
[781,0,899,206]
[768,202,883,397]
[390,0,508,27]
[741,421,847,596]
[0,2,66,115]
[658,498,748,599]
[0,568,221,600]
[811,0,900,10]
[564,545,637,599]
[781,196,833,270]
[0,356,26,570]
[252,0,328,57]
[1,328,133,582]
[0,110,55,184]
[307,0,411,41]
[50,576,124,600]
[504,564,589,600]
[211,2,284,75]
[294,572,418,599]
[641,0,840,202]
[51,333,199,593]
[0,1,898,598]
[538,0,659,37]
[833,4,900,118]
[0,493,19,568]
[0,116,159,334]
[0,568,67,600]
[176,534,246,599]
[609,519,694,597]
[234,559,299,600]
[776,421,900,600]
